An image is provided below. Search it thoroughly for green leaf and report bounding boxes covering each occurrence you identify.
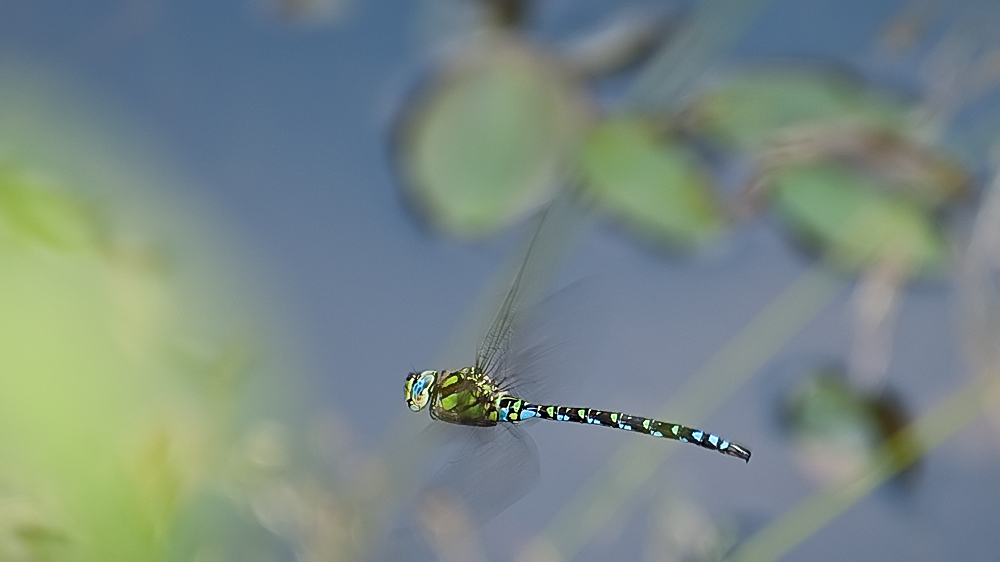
[398,35,586,237]
[768,162,947,275]
[0,71,313,561]
[0,164,102,253]
[683,67,909,150]
[578,116,724,249]
[783,368,919,485]
[785,370,877,448]
[758,125,971,210]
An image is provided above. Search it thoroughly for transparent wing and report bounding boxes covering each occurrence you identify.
[474,208,548,380]
[494,279,601,404]
[477,204,600,404]
[425,423,540,524]
[376,424,539,562]
[378,203,593,560]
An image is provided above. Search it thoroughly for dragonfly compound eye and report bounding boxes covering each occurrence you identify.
[405,370,436,411]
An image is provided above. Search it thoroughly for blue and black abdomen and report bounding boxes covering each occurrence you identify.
[496,396,750,462]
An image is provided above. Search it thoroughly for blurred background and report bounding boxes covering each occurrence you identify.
[1,0,999,560]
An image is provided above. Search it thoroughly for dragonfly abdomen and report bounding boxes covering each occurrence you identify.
[496,396,750,462]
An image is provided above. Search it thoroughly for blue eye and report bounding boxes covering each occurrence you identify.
[412,378,427,396]
[406,371,436,412]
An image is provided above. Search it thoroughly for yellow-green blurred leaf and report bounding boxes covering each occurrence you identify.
[758,124,972,210]
[767,162,947,275]
[683,67,910,150]
[0,226,215,560]
[578,116,724,250]
[0,164,102,253]
[0,67,309,562]
[397,34,587,237]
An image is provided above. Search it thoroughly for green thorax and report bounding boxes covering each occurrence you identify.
[431,366,504,427]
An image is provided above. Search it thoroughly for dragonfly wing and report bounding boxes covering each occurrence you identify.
[424,423,539,525]
[475,208,552,379]
[375,424,538,562]
[496,279,600,404]
[475,208,596,404]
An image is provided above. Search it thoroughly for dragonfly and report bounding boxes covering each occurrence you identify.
[385,210,750,560]
[402,209,750,530]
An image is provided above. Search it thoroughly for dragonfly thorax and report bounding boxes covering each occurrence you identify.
[405,366,508,427]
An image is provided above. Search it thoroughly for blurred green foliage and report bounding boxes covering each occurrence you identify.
[0,164,103,253]
[578,116,724,250]
[680,67,910,150]
[395,28,971,277]
[0,160,202,560]
[766,162,948,275]
[397,32,587,236]
[782,367,919,485]
[0,156,362,560]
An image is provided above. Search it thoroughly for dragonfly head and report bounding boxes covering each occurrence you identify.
[405,370,437,412]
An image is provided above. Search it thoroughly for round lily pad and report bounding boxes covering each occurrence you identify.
[767,162,947,275]
[577,116,725,250]
[397,34,587,237]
